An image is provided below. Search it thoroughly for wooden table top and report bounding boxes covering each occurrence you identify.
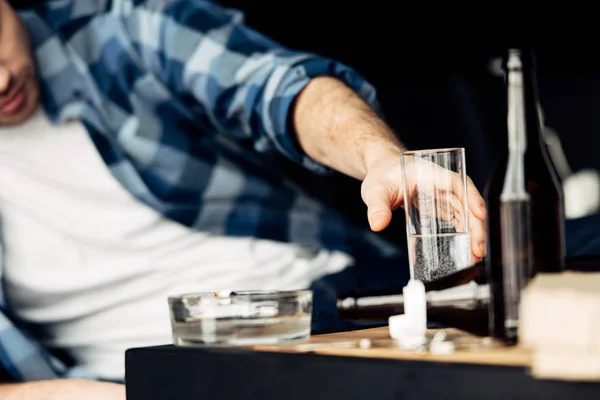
[249,326,532,367]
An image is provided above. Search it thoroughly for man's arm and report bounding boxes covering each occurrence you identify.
[293,76,406,181]
[0,379,125,399]
[123,0,380,176]
[292,76,409,231]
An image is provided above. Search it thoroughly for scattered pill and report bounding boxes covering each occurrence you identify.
[432,331,447,343]
[430,340,456,355]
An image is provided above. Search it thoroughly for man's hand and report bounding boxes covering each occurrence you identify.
[360,147,488,262]
[0,379,125,400]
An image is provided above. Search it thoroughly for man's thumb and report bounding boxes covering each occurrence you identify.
[369,208,392,231]
[361,182,393,231]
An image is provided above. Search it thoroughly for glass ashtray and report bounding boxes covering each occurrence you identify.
[168,290,313,347]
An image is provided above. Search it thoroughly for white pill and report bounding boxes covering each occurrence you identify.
[429,341,455,355]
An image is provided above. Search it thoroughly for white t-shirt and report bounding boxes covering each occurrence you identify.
[0,108,352,381]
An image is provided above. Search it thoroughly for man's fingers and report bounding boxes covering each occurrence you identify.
[469,210,487,258]
[462,176,487,258]
[466,176,487,220]
[361,182,394,232]
[446,171,487,258]
[432,190,466,231]
[445,168,486,219]
[368,207,393,232]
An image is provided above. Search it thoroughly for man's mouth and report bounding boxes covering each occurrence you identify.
[0,84,26,115]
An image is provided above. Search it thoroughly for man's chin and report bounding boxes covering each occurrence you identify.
[0,87,39,126]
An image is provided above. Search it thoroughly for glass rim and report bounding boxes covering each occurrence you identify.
[168,289,313,303]
[401,147,465,157]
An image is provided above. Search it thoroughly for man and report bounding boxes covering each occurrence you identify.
[0,0,490,397]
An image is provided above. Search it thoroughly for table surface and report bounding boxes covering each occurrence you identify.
[247,326,532,367]
[125,326,600,400]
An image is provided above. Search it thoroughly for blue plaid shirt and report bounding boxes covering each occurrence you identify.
[0,0,403,381]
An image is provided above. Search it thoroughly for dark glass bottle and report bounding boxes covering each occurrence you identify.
[484,48,566,343]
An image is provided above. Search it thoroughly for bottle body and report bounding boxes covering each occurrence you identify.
[526,148,566,273]
[484,48,566,343]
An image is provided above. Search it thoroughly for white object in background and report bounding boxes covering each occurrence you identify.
[543,124,600,219]
[563,169,600,219]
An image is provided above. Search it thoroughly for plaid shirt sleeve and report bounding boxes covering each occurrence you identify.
[123,0,379,174]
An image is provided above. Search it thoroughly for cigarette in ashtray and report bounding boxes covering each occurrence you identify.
[213,290,235,297]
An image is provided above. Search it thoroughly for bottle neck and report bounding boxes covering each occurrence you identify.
[502,50,531,201]
[505,49,545,149]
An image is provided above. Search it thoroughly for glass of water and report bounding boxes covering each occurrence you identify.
[400,148,471,283]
